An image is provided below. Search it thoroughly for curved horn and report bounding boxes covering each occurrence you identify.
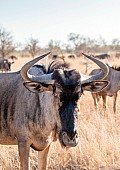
[81,53,109,84]
[20,52,54,84]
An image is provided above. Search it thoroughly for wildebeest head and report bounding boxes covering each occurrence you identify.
[20,52,109,147]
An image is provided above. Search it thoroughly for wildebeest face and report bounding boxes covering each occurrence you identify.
[53,69,82,147]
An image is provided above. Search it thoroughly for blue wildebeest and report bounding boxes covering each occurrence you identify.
[0,52,109,170]
[0,58,14,72]
[90,65,120,113]
[94,53,110,59]
[68,54,76,59]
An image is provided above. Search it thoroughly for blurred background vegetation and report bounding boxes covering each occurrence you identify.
[1,27,120,60]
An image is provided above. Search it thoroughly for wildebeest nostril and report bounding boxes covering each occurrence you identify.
[65,130,78,140]
[72,130,78,139]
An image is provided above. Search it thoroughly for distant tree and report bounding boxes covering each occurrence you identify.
[25,37,40,58]
[47,40,61,52]
[0,27,15,58]
[68,33,80,49]
[47,39,63,56]
[111,38,120,51]
[68,33,89,56]
[63,44,73,53]
[68,33,111,54]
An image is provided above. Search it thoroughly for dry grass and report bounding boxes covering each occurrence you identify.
[0,54,120,170]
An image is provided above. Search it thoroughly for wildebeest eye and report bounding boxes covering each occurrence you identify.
[55,87,63,93]
[54,83,63,94]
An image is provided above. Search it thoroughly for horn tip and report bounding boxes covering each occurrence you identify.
[45,51,51,56]
[47,51,51,54]
[81,52,87,56]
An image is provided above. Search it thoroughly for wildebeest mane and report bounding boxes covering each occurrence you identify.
[32,61,70,74]
[47,61,70,73]
[111,66,120,71]
[104,64,120,71]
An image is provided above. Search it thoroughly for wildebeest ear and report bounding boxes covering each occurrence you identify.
[54,83,63,93]
[23,82,53,93]
[82,80,109,93]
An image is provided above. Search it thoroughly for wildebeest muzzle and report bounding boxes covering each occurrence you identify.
[61,130,78,147]
[59,101,79,147]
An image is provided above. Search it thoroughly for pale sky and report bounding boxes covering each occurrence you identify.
[0,0,120,47]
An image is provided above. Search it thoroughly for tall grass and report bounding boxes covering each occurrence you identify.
[0,54,120,170]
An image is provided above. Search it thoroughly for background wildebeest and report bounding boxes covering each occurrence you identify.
[8,55,18,61]
[0,58,14,72]
[0,52,109,170]
[51,54,58,59]
[94,53,111,59]
[68,54,76,59]
[90,64,120,113]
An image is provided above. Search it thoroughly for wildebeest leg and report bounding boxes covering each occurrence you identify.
[38,145,50,170]
[113,92,118,113]
[92,93,98,111]
[17,138,30,170]
[92,93,101,112]
[102,95,107,114]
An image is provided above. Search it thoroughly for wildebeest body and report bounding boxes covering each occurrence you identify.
[94,53,110,59]
[0,72,58,148]
[0,52,109,170]
[90,65,120,113]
